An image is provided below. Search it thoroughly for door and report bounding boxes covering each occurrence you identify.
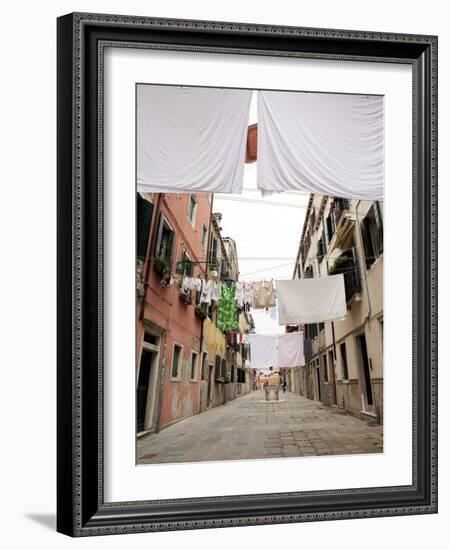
[316,363,321,401]
[137,349,153,432]
[357,333,374,412]
[207,364,214,408]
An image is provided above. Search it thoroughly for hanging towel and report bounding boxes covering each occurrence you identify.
[137,85,252,194]
[277,332,305,367]
[251,280,276,309]
[257,90,384,200]
[275,275,347,325]
[247,334,277,369]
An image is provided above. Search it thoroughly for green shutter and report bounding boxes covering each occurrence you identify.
[166,229,175,268]
[373,201,384,254]
[154,213,164,258]
[360,217,375,269]
[136,197,153,261]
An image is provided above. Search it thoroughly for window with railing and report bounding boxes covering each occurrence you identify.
[360,201,383,269]
[329,249,362,301]
[333,197,350,227]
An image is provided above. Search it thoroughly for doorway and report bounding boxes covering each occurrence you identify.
[356,333,374,412]
[315,360,321,401]
[137,349,154,432]
[207,364,214,408]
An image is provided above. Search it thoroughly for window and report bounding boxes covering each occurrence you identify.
[136,195,153,261]
[360,201,383,269]
[188,194,197,226]
[304,264,314,279]
[214,355,222,381]
[306,323,318,340]
[154,214,175,269]
[190,351,198,380]
[237,368,246,383]
[201,224,208,249]
[340,342,349,380]
[177,249,193,276]
[221,358,227,379]
[210,237,218,268]
[201,353,208,381]
[172,344,182,378]
[322,353,328,382]
[326,214,335,244]
[319,322,325,333]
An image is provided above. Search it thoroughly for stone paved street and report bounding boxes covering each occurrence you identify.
[137,390,383,464]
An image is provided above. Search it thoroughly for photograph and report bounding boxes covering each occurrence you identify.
[135,84,384,465]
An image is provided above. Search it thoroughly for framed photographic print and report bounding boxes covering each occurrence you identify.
[57,12,438,536]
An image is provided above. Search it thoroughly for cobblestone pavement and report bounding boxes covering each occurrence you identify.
[137,390,383,464]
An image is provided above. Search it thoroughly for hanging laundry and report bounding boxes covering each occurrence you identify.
[137,85,252,194]
[277,332,305,367]
[200,279,213,305]
[210,280,221,302]
[257,90,384,200]
[275,275,347,325]
[247,334,277,369]
[181,276,194,293]
[251,280,276,309]
[217,283,239,332]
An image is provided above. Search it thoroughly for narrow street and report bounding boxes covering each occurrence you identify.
[137,390,383,464]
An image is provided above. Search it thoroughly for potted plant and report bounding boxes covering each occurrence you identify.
[194,304,208,319]
[179,289,192,305]
[154,255,170,277]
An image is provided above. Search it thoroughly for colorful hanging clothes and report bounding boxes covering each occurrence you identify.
[251,280,276,309]
[217,283,239,332]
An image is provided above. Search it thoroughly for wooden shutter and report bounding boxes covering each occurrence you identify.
[136,196,153,261]
[360,217,375,269]
[166,229,175,268]
[154,213,164,258]
[373,201,384,255]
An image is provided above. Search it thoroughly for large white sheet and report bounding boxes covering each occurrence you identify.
[257,91,384,200]
[137,85,252,193]
[277,332,305,367]
[248,334,277,369]
[275,275,347,325]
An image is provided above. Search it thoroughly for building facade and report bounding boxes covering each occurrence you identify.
[137,194,253,436]
[136,192,212,434]
[288,195,384,423]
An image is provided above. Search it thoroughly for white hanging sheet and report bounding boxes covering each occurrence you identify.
[137,85,252,194]
[247,334,277,369]
[275,275,347,325]
[257,91,384,200]
[277,332,305,367]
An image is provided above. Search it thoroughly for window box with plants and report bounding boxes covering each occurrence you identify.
[194,304,209,320]
[153,255,170,277]
[179,288,192,305]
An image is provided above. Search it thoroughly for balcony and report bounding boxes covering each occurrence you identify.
[329,249,362,303]
[333,197,350,228]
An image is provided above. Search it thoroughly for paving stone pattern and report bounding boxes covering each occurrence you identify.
[137,390,383,465]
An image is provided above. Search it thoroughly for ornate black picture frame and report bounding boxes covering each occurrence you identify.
[57,12,438,536]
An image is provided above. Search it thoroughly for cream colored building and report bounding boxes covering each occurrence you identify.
[288,195,384,423]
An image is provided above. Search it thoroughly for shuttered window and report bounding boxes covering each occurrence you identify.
[136,196,153,261]
[154,213,175,269]
[360,202,383,269]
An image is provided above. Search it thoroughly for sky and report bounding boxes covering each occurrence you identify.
[212,93,309,334]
